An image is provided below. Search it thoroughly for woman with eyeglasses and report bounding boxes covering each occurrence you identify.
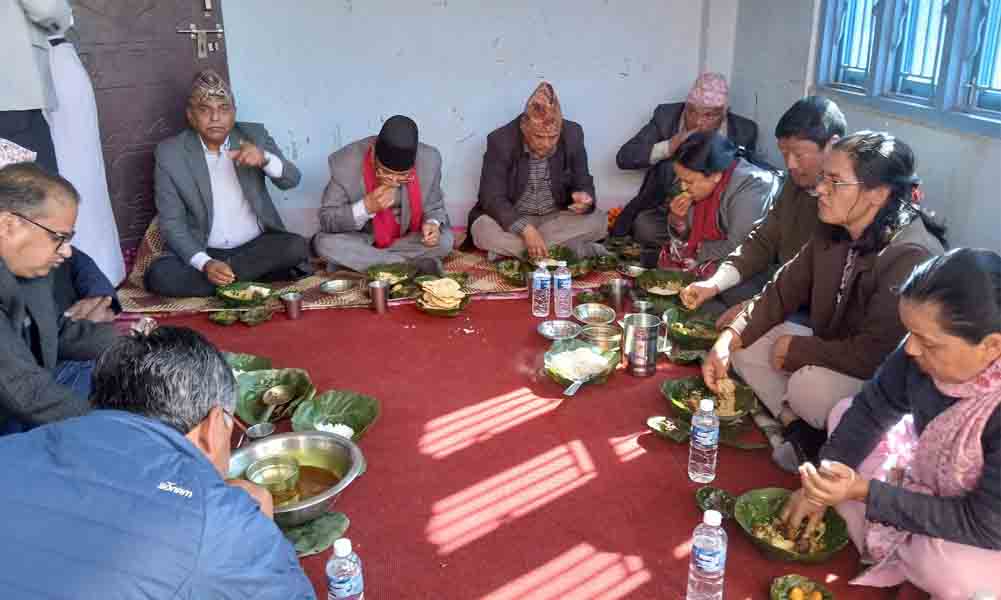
[781,249,1001,598]
[702,131,947,472]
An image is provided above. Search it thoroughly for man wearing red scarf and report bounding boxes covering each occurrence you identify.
[315,115,451,274]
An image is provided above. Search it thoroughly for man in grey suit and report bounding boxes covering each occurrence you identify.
[145,70,309,298]
[0,163,117,435]
[314,115,452,274]
[1,0,73,173]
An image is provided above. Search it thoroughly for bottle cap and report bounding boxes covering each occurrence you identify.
[704,509,722,527]
[699,399,715,413]
[333,537,353,557]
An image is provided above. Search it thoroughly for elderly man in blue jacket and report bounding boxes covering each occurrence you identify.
[0,327,316,599]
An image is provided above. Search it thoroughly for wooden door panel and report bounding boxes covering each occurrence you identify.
[72,0,229,249]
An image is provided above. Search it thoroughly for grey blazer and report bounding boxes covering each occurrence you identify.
[0,0,72,110]
[318,137,449,235]
[153,122,301,264]
[0,259,116,428]
[668,158,781,264]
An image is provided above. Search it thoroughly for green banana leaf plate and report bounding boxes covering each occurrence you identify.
[416,294,472,317]
[592,254,619,271]
[209,310,239,326]
[567,259,593,278]
[695,486,736,519]
[224,352,273,373]
[281,512,350,558]
[636,269,695,296]
[496,258,530,287]
[660,375,756,425]
[770,574,834,600]
[216,281,274,307]
[291,389,381,441]
[366,263,417,285]
[236,368,316,425]
[734,487,851,564]
[668,317,719,350]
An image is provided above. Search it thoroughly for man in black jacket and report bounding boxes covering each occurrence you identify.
[468,82,606,260]
[0,163,117,434]
[613,73,759,250]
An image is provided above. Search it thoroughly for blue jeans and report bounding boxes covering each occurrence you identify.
[0,360,95,436]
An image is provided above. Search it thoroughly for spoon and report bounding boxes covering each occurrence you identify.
[563,379,586,396]
[259,384,294,423]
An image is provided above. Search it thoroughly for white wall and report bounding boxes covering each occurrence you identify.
[730,0,1001,251]
[222,0,726,236]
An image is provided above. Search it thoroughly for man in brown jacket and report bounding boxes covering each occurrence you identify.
[468,82,605,260]
[681,97,847,317]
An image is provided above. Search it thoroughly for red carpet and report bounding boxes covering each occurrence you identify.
[168,298,908,600]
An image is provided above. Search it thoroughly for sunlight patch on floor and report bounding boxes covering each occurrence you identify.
[426,441,596,555]
[419,388,562,459]
[608,432,646,464]
[480,543,651,600]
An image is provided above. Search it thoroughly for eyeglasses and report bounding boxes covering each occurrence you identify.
[11,212,75,251]
[816,173,862,190]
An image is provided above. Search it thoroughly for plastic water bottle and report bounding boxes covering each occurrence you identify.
[686,509,727,600]
[553,261,573,318]
[688,399,719,483]
[531,263,552,317]
[327,538,364,599]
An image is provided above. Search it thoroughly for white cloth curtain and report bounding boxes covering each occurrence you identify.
[47,41,126,285]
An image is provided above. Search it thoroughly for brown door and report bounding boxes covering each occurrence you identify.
[70,0,230,255]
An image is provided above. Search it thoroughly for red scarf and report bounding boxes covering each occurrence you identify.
[659,160,737,277]
[363,146,423,249]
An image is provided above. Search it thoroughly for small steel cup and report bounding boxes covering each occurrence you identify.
[280,291,303,320]
[604,278,629,312]
[369,280,389,314]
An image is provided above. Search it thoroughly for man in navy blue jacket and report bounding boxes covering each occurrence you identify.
[0,327,316,599]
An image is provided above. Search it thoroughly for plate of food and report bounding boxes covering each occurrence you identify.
[734,487,850,563]
[216,282,274,307]
[236,368,317,425]
[575,290,607,305]
[695,486,736,519]
[495,258,530,287]
[239,306,274,327]
[389,281,420,300]
[544,339,618,388]
[592,254,619,271]
[291,389,381,441]
[209,310,240,326]
[567,259,593,278]
[415,277,470,317]
[668,318,718,350]
[366,263,417,286]
[770,575,833,600]
[660,375,755,424]
[636,269,695,296]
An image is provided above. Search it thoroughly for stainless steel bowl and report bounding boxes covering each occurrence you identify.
[618,263,647,278]
[580,324,623,352]
[228,431,365,527]
[320,279,358,295]
[573,303,617,325]
[537,320,583,341]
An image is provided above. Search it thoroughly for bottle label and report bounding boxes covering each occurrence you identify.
[328,573,364,598]
[533,277,552,290]
[554,276,571,290]
[692,425,718,448]
[693,545,726,573]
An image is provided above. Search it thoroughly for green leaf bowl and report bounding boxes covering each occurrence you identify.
[770,574,834,600]
[236,368,317,425]
[291,389,381,441]
[734,488,851,564]
[660,375,755,425]
[216,282,274,308]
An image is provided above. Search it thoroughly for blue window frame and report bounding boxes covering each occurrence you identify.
[818,0,1001,137]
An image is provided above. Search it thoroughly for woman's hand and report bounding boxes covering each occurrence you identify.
[800,460,870,506]
[702,329,742,392]
[779,488,827,542]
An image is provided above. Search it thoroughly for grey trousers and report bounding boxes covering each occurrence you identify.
[144,232,310,298]
[731,321,865,430]
[312,228,454,273]
[632,206,669,248]
[470,210,607,258]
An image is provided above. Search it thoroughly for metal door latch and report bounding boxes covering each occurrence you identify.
[176,23,224,58]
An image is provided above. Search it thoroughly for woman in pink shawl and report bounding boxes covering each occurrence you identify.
[782,248,1001,599]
